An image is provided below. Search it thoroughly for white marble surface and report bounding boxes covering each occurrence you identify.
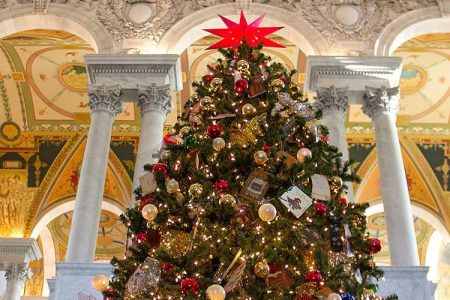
[66,110,116,263]
[51,263,112,300]
[371,112,420,266]
[378,266,435,300]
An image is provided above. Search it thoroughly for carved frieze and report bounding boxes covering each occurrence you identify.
[97,0,186,44]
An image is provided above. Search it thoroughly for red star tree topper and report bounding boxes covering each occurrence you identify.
[204,11,284,49]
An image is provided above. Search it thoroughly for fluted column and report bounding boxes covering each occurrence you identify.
[131,84,172,201]
[315,86,354,202]
[3,263,32,300]
[363,86,419,266]
[66,85,122,262]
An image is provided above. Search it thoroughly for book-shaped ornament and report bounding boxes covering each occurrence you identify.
[139,172,157,195]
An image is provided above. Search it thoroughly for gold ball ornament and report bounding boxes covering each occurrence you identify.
[331,176,343,188]
[165,179,179,193]
[200,96,215,111]
[91,274,109,291]
[327,293,342,300]
[206,284,226,300]
[254,261,270,278]
[212,137,226,151]
[219,194,236,206]
[188,183,204,199]
[211,77,223,90]
[270,78,285,92]
[254,150,268,164]
[142,204,158,221]
[179,126,191,136]
[242,103,256,115]
[297,147,312,162]
[258,203,277,222]
[236,59,250,71]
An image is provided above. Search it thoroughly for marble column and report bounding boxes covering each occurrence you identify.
[315,85,354,202]
[363,86,419,266]
[131,84,172,200]
[66,84,122,263]
[3,263,32,300]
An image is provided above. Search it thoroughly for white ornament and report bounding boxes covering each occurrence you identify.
[297,147,312,162]
[258,203,277,222]
[206,284,226,300]
[91,274,109,291]
[212,137,226,151]
[142,204,158,221]
[327,293,342,300]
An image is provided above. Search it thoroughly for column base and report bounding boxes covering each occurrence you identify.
[378,266,436,300]
[50,263,112,300]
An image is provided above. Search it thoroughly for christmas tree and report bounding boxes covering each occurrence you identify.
[103,12,388,300]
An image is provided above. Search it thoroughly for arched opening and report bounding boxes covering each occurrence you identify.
[158,4,326,56]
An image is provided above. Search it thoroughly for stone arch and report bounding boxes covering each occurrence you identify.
[374,6,448,56]
[0,5,116,53]
[158,3,328,56]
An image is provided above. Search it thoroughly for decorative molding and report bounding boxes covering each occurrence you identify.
[314,85,349,112]
[137,83,172,117]
[362,86,400,119]
[259,0,439,52]
[96,0,186,44]
[87,84,122,115]
[0,238,42,264]
[4,263,32,283]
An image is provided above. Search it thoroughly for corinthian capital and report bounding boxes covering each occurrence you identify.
[363,86,400,119]
[5,263,32,283]
[137,83,172,117]
[87,84,122,116]
[314,85,349,113]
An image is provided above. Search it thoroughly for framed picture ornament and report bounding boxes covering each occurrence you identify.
[239,169,270,201]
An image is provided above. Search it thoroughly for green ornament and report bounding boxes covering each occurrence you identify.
[184,135,197,149]
[371,285,378,293]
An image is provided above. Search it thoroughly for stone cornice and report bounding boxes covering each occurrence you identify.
[137,84,172,117]
[0,238,42,266]
[87,84,122,116]
[362,85,400,119]
[314,85,349,112]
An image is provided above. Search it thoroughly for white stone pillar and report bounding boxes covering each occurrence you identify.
[131,84,172,200]
[315,86,354,202]
[363,86,420,266]
[3,263,32,300]
[66,84,122,263]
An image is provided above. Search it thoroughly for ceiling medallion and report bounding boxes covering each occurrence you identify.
[97,0,185,43]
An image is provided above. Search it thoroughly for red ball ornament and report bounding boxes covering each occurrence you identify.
[180,277,199,295]
[163,133,178,145]
[338,197,348,209]
[162,262,174,273]
[280,76,286,83]
[204,74,214,83]
[235,79,248,94]
[315,202,327,215]
[296,292,313,300]
[133,232,147,244]
[269,263,282,274]
[263,144,271,153]
[304,270,323,286]
[368,238,382,254]
[214,179,229,193]
[207,124,222,139]
[152,163,168,176]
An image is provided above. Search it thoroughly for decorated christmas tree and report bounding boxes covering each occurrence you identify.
[102,12,388,300]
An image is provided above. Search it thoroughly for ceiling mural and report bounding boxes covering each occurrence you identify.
[348,33,450,128]
[0,30,138,130]
[48,210,127,262]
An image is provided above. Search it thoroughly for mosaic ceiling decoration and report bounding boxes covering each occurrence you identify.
[0,30,137,131]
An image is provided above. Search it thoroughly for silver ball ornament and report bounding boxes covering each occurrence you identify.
[206,284,226,300]
[142,204,158,221]
[212,137,226,151]
[258,203,277,222]
[297,147,312,162]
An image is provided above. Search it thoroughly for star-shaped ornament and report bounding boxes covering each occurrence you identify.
[204,11,284,49]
